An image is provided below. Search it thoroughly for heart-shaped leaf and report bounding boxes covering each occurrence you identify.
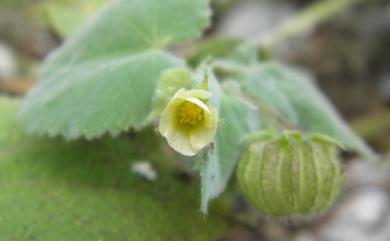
[20,0,210,139]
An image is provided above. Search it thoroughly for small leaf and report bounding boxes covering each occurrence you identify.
[199,79,261,213]
[188,37,241,67]
[0,97,228,241]
[20,0,211,139]
[238,62,375,159]
[239,68,299,125]
[188,37,259,67]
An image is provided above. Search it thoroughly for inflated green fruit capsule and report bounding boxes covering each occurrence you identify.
[237,131,344,219]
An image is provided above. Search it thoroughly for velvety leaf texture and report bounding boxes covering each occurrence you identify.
[239,62,374,159]
[0,97,228,241]
[20,0,210,139]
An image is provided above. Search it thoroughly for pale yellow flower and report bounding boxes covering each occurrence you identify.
[159,88,218,156]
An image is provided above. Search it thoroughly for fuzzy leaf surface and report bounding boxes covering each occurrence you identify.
[239,62,374,158]
[20,0,210,139]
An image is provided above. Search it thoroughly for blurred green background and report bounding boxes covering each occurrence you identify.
[0,0,389,241]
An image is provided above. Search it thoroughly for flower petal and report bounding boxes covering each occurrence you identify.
[177,89,212,100]
[204,106,218,128]
[189,107,218,152]
[158,88,218,156]
[183,97,210,113]
[166,127,197,156]
[159,98,182,136]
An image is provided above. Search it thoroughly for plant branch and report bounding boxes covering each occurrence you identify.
[258,0,367,51]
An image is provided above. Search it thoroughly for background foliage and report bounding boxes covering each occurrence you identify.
[1,0,389,240]
[0,97,228,240]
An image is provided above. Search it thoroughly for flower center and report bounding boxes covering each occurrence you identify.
[176,102,204,126]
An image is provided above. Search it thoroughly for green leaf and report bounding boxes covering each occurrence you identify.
[188,37,241,67]
[0,97,228,241]
[199,79,260,213]
[239,67,299,125]
[20,0,211,140]
[188,37,259,67]
[238,62,375,159]
[37,0,108,37]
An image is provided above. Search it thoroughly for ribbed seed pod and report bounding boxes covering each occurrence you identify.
[237,131,344,219]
